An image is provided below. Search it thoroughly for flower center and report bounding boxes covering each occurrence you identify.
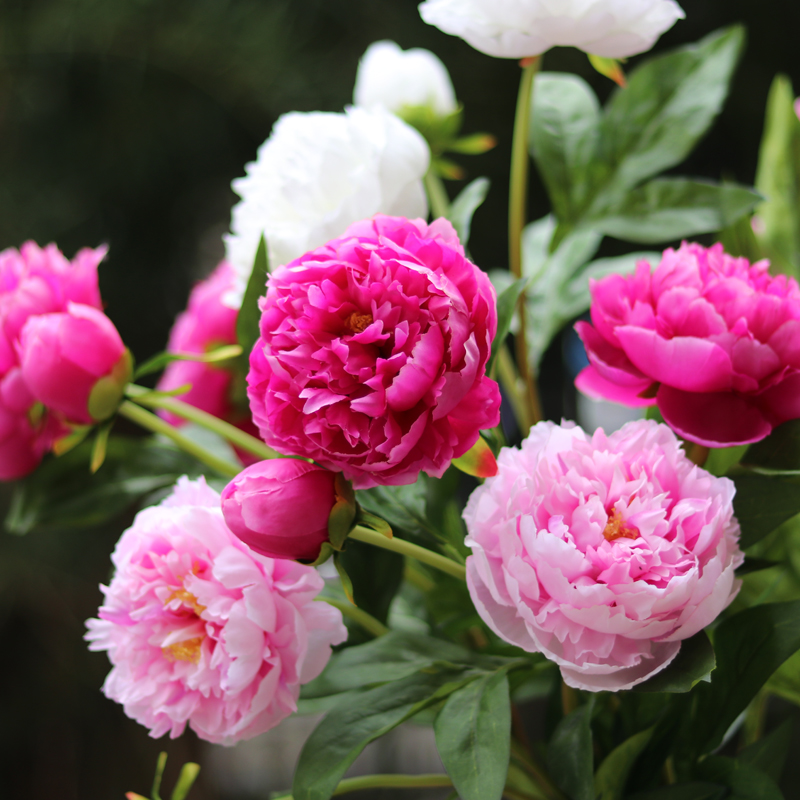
[162,637,204,663]
[166,587,206,616]
[603,507,640,542]
[345,311,373,334]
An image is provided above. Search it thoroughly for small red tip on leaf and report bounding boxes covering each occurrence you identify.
[126,793,148,800]
[588,54,627,88]
[452,436,498,478]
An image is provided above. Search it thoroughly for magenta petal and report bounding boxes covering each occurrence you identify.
[576,366,656,408]
[616,327,733,392]
[757,372,800,426]
[575,321,650,386]
[657,385,772,447]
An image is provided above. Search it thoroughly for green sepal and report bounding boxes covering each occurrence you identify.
[587,54,627,87]
[52,424,91,456]
[90,419,114,474]
[356,506,393,539]
[305,541,338,568]
[170,762,201,800]
[397,104,464,155]
[328,473,357,551]
[334,552,356,605]
[88,348,133,422]
[452,436,498,478]
[431,156,465,180]
[152,752,168,800]
[448,133,496,155]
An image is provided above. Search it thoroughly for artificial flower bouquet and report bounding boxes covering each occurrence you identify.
[7,1,800,799]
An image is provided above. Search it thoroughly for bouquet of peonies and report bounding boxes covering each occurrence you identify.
[8,1,800,798]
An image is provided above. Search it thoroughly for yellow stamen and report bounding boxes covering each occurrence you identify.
[162,637,204,664]
[603,508,640,542]
[166,587,206,616]
[345,311,373,334]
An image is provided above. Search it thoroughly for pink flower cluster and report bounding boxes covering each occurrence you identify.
[247,214,501,489]
[464,420,743,691]
[85,476,347,745]
[577,242,800,446]
[157,261,259,462]
[0,242,128,480]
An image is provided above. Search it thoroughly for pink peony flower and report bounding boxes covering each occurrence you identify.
[463,419,743,692]
[222,459,338,562]
[157,262,259,464]
[247,214,501,489]
[85,476,347,745]
[0,242,106,478]
[20,303,131,424]
[576,242,800,447]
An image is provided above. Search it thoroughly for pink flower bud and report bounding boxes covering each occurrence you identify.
[221,459,338,561]
[20,303,132,425]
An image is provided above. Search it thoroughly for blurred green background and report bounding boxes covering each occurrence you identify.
[1,1,800,798]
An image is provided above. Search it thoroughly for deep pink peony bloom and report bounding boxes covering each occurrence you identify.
[158,261,259,464]
[222,459,337,562]
[576,242,800,446]
[20,303,131,424]
[85,476,347,745]
[0,242,106,478]
[464,419,743,692]
[247,214,501,489]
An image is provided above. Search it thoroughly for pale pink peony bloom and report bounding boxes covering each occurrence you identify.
[464,419,743,692]
[157,261,260,463]
[247,214,501,489]
[576,242,800,447]
[85,476,347,745]
[0,242,106,478]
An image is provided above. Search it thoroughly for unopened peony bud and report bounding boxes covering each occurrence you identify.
[221,459,339,562]
[20,303,132,425]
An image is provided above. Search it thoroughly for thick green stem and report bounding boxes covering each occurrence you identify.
[118,401,240,478]
[272,774,454,799]
[497,344,532,433]
[315,596,389,638]
[424,170,451,219]
[509,58,543,429]
[126,384,278,462]
[687,443,710,468]
[349,526,466,581]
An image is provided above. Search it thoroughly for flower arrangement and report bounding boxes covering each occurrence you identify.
[7,1,800,799]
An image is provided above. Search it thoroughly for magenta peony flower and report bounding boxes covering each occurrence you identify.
[158,261,259,464]
[20,303,131,425]
[247,215,501,489]
[221,459,338,562]
[464,419,743,692]
[576,242,800,447]
[85,476,347,745]
[0,241,106,478]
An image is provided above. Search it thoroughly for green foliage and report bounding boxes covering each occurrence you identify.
[129,752,200,800]
[732,474,800,549]
[488,276,530,374]
[695,756,783,800]
[448,177,490,246]
[738,720,793,784]
[632,632,715,694]
[547,699,595,800]
[356,479,438,543]
[236,235,268,369]
[628,784,727,800]
[337,539,403,626]
[594,727,653,800]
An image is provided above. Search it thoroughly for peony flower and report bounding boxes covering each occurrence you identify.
[0,241,106,478]
[247,214,501,489]
[221,460,338,562]
[576,242,800,447]
[419,0,685,60]
[223,107,430,307]
[85,476,347,745]
[464,419,743,692]
[354,40,457,117]
[19,303,131,425]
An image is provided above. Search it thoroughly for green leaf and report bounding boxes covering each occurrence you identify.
[754,74,800,279]
[292,666,480,800]
[736,557,782,577]
[547,699,595,800]
[529,72,600,223]
[152,752,168,800]
[738,720,793,784]
[337,538,403,625]
[434,671,511,800]
[705,444,750,477]
[447,133,496,155]
[594,727,653,800]
[357,479,438,541]
[633,631,715,694]
[588,178,761,244]
[133,344,242,380]
[90,419,114,473]
[236,235,268,360]
[488,276,530,374]
[744,420,800,472]
[170,763,201,800]
[597,26,745,198]
[627,784,727,800]
[451,436,498,478]
[690,600,800,753]
[731,473,800,549]
[695,756,784,800]
[447,177,490,246]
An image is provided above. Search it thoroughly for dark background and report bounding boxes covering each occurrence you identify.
[1,1,799,798]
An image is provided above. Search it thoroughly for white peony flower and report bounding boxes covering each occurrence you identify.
[354,40,457,117]
[223,107,430,306]
[418,0,685,60]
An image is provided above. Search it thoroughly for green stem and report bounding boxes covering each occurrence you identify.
[349,526,466,582]
[497,344,532,433]
[424,170,451,219]
[272,773,454,799]
[315,596,389,638]
[118,401,240,478]
[687,443,710,468]
[509,57,543,429]
[126,384,278,462]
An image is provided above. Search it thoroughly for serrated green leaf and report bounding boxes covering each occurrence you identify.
[434,671,511,800]
[594,727,653,800]
[633,631,715,694]
[447,177,489,246]
[547,699,595,800]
